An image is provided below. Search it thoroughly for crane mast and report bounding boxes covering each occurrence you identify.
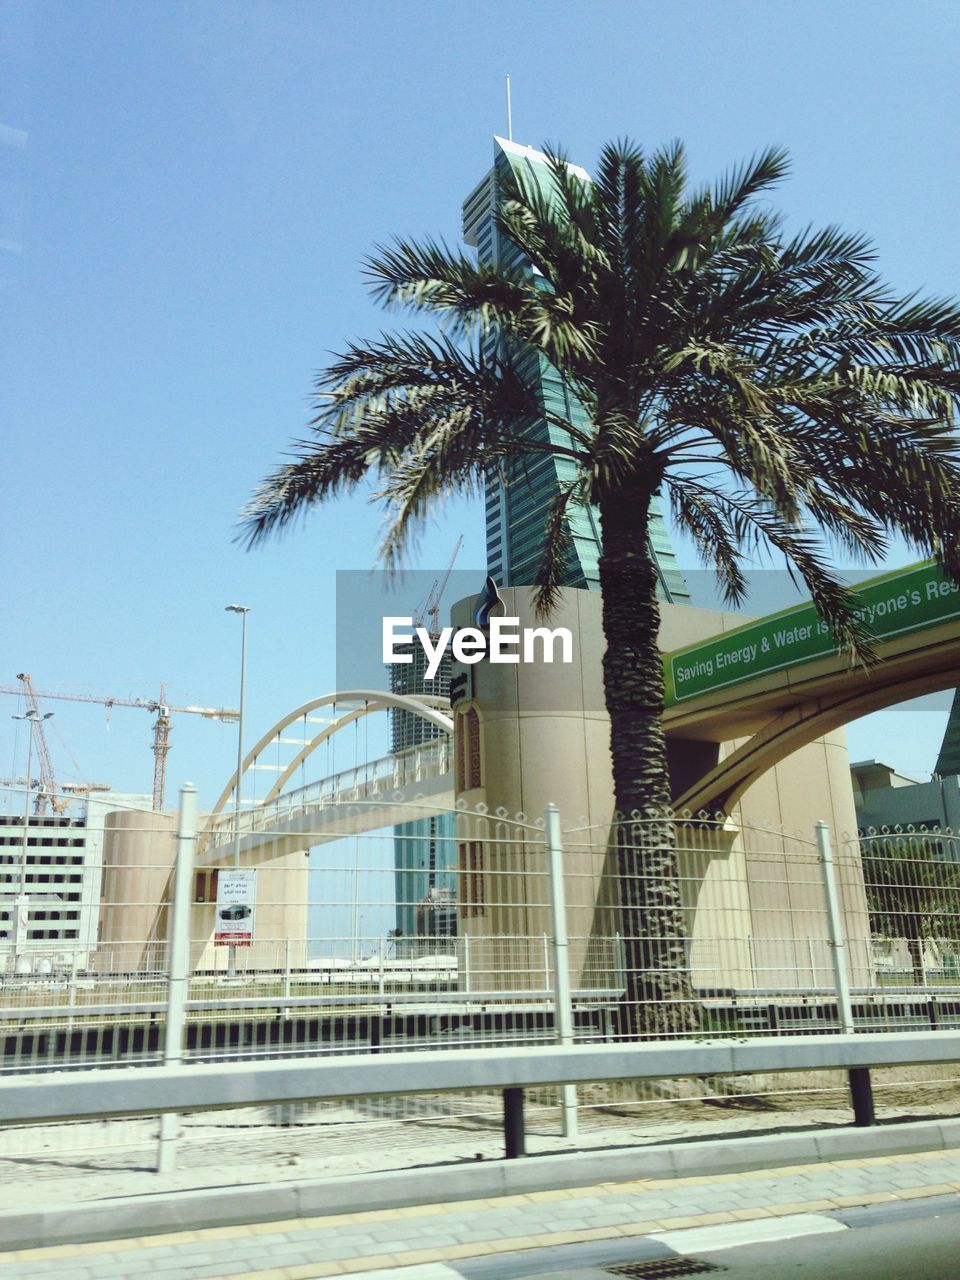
[414,535,464,637]
[152,687,172,813]
[15,673,66,814]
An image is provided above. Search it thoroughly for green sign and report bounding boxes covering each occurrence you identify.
[663,560,960,706]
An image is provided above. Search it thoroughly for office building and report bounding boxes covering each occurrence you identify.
[461,137,690,602]
[389,641,457,941]
[0,791,145,973]
[851,694,960,833]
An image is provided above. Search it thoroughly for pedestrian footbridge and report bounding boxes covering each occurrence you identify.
[201,562,960,862]
[199,738,454,865]
[198,690,455,865]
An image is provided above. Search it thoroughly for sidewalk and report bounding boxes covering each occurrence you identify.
[1,1145,959,1279]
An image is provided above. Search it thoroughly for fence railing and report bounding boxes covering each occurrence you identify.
[5,787,960,1179]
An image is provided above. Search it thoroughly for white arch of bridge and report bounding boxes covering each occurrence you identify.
[205,689,453,830]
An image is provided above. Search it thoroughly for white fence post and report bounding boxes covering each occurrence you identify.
[66,951,78,1039]
[546,803,578,1139]
[282,936,292,1020]
[614,931,625,998]
[157,783,197,1174]
[816,820,855,1034]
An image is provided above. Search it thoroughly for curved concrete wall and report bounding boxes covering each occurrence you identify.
[98,809,175,972]
[98,810,309,975]
[449,587,871,991]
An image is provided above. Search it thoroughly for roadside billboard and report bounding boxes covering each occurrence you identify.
[214,869,256,946]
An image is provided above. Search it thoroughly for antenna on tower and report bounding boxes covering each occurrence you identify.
[505,74,513,142]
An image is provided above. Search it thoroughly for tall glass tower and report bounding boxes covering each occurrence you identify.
[462,137,690,602]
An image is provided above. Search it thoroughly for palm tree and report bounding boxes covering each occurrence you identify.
[240,140,960,1037]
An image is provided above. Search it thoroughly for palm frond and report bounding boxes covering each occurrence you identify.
[245,131,960,656]
[532,478,583,617]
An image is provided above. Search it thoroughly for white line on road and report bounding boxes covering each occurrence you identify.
[652,1212,848,1254]
[351,1266,462,1280]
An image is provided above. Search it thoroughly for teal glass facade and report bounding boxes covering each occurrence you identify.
[462,138,690,602]
[392,812,457,941]
[389,643,457,940]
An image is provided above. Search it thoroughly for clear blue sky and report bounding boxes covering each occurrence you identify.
[3,0,959,810]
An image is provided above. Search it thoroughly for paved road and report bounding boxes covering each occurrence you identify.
[682,1200,960,1280]
[1,1148,959,1278]
[397,1195,960,1278]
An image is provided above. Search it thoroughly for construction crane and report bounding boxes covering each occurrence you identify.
[3,674,238,811]
[11,674,69,815]
[413,535,464,638]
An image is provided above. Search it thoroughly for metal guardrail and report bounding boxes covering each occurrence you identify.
[0,986,626,1025]
[3,1030,958,1134]
[4,983,959,1028]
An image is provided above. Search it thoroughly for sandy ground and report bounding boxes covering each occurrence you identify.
[1,1067,957,1210]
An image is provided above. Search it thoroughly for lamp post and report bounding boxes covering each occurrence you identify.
[225,605,249,980]
[10,710,53,964]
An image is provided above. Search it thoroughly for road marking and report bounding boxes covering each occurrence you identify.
[652,1212,848,1253]
[352,1267,461,1279]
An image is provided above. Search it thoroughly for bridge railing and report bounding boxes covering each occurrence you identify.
[203,738,452,849]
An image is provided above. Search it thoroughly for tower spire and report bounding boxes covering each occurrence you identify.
[505,74,513,142]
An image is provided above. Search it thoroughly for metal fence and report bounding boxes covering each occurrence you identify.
[3,789,960,1193]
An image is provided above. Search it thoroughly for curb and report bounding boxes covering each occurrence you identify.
[2,1116,959,1252]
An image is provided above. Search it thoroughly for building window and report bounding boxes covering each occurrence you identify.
[465,709,481,789]
[455,706,483,792]
[194,869,219,904]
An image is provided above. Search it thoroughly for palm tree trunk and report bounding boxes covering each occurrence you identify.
[598,487,700,1040]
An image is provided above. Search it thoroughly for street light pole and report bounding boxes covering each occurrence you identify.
[10,710,53,964]
[225,605,249,980]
